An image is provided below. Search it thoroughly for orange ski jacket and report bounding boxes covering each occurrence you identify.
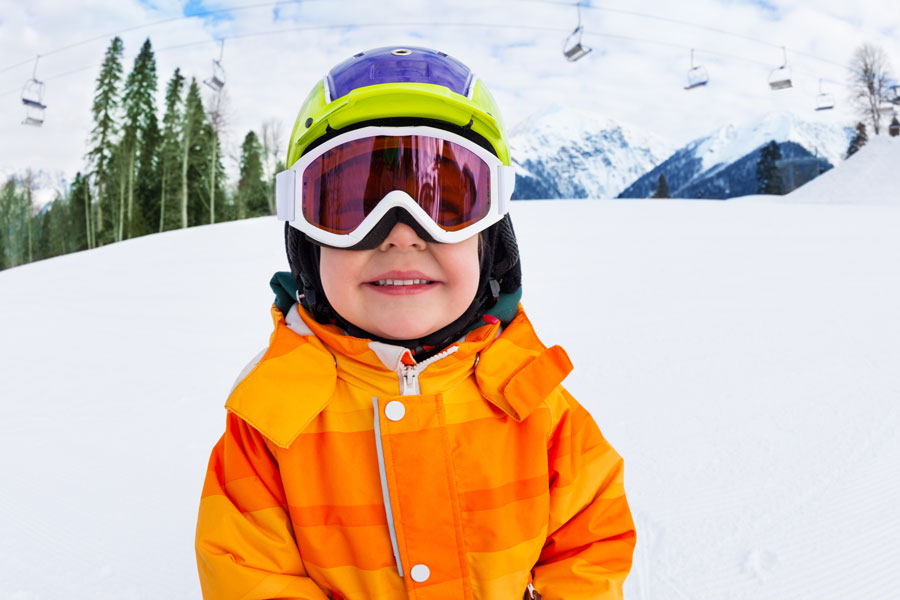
[196,301,635,600]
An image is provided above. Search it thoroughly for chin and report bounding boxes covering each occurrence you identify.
[374,316,444,342]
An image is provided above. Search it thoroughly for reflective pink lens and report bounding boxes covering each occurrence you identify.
[301,135,491,235]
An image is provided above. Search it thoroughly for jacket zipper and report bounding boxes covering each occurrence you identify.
[398,346,460,396]
[373,345,460,578]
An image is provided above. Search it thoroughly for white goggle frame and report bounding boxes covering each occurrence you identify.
[275,125,515,248]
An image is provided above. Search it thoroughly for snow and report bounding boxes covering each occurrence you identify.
[786,134,900,204]
[2,146,900,598]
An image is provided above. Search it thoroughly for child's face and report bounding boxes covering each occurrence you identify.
[319,222,480,341]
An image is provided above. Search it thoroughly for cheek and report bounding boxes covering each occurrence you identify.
[319,248,362,307]
[443,236,481,301]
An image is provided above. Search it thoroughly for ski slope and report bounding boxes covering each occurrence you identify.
[1,158,899,597]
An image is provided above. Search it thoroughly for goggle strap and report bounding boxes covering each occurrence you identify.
[498,165,516,213]
[276,168,297,221]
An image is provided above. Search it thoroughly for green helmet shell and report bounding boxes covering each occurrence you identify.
[285,59,510,168]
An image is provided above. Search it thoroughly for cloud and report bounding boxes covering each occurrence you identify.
[1,0,898,183]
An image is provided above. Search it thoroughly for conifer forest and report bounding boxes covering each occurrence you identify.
[0,36,282,272]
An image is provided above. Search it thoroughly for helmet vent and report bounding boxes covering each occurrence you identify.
[391,48,412,56]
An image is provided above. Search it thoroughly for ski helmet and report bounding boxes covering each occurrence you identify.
[282,46,521,355]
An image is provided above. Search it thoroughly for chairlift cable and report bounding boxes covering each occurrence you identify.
[0,20,815,98]
[1,0,855,78]
[519,0,852,72]
[0,15,865,101]
[0,0,330,76]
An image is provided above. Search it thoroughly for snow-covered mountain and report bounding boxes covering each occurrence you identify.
[508,105,675,200]
[620,112,854,199]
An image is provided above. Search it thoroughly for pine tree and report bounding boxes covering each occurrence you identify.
[159,68,185,232]
[68,172,92,252]
[238,131,269,219]
[205,89,230,224]
[87,36,124,241]
[756,140,784,195]
[34,195,71,261]
[202,123,226,224]
[652,173,671,198]
[121,38,159,238]
[180,78,206,228]
[0,180,15,269]
[846,122,869,158]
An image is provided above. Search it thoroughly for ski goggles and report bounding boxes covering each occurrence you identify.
[276,126,515,248]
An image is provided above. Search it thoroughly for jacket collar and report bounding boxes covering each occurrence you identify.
[226,303,572,448]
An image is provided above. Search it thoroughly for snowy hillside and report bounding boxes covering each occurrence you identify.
[787,134,899,203]
[2,155,900,596]
[621,111,852,199]
[509,104,675,199]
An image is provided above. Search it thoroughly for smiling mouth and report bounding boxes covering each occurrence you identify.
[370,279,435,287]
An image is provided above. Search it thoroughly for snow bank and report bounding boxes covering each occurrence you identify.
[787,134,900,204]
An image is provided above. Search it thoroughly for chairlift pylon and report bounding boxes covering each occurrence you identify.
[815,79,834,111]
[768,46,792,91]
[204,40,225,92]
[684,49,709,90]
[21,55,47,127]
[562,2,592,62]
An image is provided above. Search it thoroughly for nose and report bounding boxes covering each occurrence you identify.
[378,222,427,251]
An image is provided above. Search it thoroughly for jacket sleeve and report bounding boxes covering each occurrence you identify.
[195,412,330,600]
[531,392,636,600]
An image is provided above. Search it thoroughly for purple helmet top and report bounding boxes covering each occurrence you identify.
[325,46,474,102]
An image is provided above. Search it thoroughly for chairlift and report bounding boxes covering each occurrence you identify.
[684,49,709,90]
[768,46,792,90]
[21,55,47,127]
[814,79,834,111]
[888,84,900,105]
[562,2,592,62]
[204,40,225,91]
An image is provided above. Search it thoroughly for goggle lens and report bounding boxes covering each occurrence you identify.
[301,135,491,235]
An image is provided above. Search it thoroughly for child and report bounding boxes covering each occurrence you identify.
[196,46,635,600]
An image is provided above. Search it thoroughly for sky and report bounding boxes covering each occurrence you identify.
[1,0,899,184]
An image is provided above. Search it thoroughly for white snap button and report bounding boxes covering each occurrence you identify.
[410,563,430,582]
[384,400,405,421]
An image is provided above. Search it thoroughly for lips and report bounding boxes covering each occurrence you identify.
[364,270,439,295]
[370,278,433,287]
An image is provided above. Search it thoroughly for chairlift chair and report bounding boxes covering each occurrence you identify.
[889,116,899,137]
[204,40,225,91]
[889,84,900,105]
[21,57,47,126]
[684,49,709,90]
[563,3,592,62]
[815,79,834,111]
[768,46,792,90]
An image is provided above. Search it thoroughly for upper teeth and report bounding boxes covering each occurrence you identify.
[375,279,430,286]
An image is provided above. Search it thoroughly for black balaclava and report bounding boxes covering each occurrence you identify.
[285,213,520,359]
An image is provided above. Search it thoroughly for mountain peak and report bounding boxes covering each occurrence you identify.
[508,104,675,199]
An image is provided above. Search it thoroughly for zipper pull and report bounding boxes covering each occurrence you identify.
[524,583,542,600]
[400,365,420,395]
